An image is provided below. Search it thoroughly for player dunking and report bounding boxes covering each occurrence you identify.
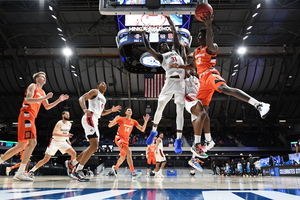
[171,14,270,150]
[110,107,150,180]
[28,111,76,178]
[70,81,121,182]
[141,15,185,154]
[0,71,69,181]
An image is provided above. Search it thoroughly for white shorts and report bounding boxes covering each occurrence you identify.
[45,139,72,156]
[156,149,166,162]
[185,93,199,122]
[81,114,100,140]
[158,78,185,105]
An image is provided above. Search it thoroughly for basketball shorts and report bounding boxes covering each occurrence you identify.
[18,112,36,142]
[45,138,72,156]
[184,93,199,122]
[156,149,166,162]
[197,71,226,106]
[147,156,156,165]
[81,114,99,140]
[115,135,129,157]
[158,78,185,105]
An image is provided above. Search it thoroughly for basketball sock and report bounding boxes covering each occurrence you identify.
[152,127,157,132]
[204,133,212,142]
[30,166,38,172]
[129,166,135,173]
[194,135,201,144]
[71,159,78,166]
[17,164,27,173]
[176,132,182,139]
[248,98,259,106]
[0,158,4,164]
[115,164,120,170]
[76,164,84,172]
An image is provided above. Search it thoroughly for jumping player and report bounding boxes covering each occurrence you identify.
[0,71,69,181]
[70,81,121,182]
[28,111,76,179]
[109,107,150,180]
[141,15,185,154]
[171,14,270,150]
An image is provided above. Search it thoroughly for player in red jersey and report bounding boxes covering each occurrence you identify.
[171,14,270,151]
[0,71,69,181]
[109,107,150,180]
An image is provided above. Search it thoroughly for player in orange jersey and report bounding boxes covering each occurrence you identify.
[109,107,150,180]
[0,71,69,181]
[171,14,270,151]
[146,139,156,177]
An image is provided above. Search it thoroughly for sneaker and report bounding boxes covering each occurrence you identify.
[154,172,163,178]
[13,172,34,181]
[112,165,118,177]
[188,159,203,172]
[158,171,164,178]
[191,143,208,158]
[6,167,11,176]
[255,102,270,119]
[65,160,75,176]
[146,130,158,145]
[132,171,142,180]
[174,138,182,154]
[73,170,90,182]
[206,140,215,151]
[28,171,35,179]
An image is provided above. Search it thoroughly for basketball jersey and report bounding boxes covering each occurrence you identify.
[148,144,156,157]
[161,50,185,80]
[194,46,217,74]
[116,117,139,141]
[20,84,46,119]
[156,138,164,152]
[88,91,106,119]
[185,75,199,97]
[53,120,71,142]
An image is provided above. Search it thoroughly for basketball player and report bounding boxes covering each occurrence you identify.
[0,71,69,181]
[28,111,76,178]
[110,107,150,180]
[295,139,300,156]
[70,81,121,182]
[171,14,270,150]
[154,132,167,178]
[146,139,156,177]
[180,41,210,161]
[141,15,185,154]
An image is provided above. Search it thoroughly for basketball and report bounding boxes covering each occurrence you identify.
[195,3,213,22]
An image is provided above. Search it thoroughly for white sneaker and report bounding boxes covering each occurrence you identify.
[13,172,34,181]
[255,102,270,119]
[206,140,215,151]
[6,167,11,176]
[158,171,164,178]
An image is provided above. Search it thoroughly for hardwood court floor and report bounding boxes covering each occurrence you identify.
[0,168,300,200]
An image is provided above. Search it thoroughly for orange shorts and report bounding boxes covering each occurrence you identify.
[18,112,36,142]
[115,136,129,157]
[197,71,226,106]
[147,156,156,165]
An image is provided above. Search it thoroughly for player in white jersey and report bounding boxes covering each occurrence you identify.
[70,81,121,182]
[154,133,166,178]
[28,111,76,179]
[141,15,185,154]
